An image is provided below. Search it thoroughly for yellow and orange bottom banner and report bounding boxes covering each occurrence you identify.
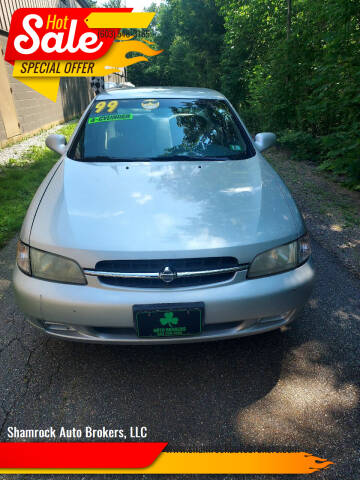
[0,443,333,474]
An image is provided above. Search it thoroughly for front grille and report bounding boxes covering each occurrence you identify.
[92,257,245,288]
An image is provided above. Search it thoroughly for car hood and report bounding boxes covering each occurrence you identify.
[30,155,304,267]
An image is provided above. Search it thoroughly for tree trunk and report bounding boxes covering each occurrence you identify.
[287,0,292,40]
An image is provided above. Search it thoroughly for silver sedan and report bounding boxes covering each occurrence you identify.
[13,87,314,343]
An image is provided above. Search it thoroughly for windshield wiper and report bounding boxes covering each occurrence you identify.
[82,156,120,162]
[80,154,247,162]
[156,155,205,161]
[82,156,159,162]
[156,155,240,161]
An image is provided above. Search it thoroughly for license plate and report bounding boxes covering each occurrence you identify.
[133,303,204,338]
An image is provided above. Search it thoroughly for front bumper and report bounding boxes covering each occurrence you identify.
[13,259,315,344]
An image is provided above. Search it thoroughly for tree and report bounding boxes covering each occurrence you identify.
[125,0,360,186]
[103,0,124,7]
[128,0,224,88]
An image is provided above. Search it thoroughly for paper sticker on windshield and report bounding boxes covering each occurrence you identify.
[141,99,160,110]
[88,114,133,124]
[229,144,243,151]
[94,100,119,114]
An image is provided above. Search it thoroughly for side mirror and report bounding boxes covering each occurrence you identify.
[45,134,67,155]
[254,132,276,152]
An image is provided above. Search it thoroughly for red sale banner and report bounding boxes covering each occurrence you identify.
[4,7,163,100]
[5,8,131,63]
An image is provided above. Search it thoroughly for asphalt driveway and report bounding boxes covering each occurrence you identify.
[0,235,359,480]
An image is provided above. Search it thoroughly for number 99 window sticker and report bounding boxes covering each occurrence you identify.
[88,100,133,124]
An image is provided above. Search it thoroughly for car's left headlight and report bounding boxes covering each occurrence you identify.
[247,234,311,278]
[16,241,86,285]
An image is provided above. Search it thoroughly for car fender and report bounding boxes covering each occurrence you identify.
[20,159,64,245]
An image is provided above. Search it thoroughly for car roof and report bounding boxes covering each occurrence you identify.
[96,86,226,101]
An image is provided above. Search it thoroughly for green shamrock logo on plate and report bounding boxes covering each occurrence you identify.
[160,312,179,327]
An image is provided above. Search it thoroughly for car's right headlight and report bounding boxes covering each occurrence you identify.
[247,234,311,278]
[16,241,86,285]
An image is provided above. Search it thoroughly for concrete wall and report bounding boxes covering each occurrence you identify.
[0,114,6,142]
[0,33,93,146]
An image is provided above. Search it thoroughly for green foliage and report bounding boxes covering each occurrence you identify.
[278,130,322,161]
[0,123,77,248]
[222,0,360,187]
[127,0,224,89]
[127,0,359,187]
[319,129,360,189]
[103,0,124,7]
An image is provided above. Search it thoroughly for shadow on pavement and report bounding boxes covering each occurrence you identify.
[0,235,359,480]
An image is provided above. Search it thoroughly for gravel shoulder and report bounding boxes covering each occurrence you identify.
[0,123,70,168]
[265,147,360,277]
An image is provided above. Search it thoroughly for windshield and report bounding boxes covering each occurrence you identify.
[69,98,255,162]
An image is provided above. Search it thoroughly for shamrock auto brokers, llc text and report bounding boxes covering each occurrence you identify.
[7,426,148,439]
